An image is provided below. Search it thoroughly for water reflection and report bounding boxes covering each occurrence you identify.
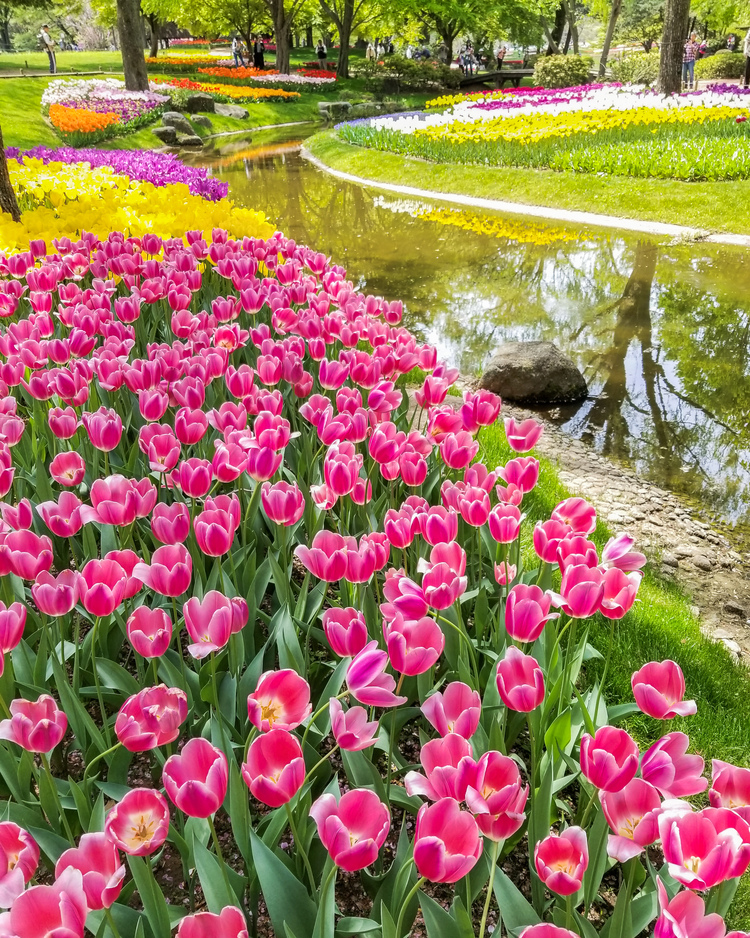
[195,129,750,526]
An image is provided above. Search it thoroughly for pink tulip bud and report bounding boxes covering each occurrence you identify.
[31,570,79,617]
[0,601,25,653]
[383,612,444,676]
[421,561,467,610]
[48,406,78,440]
[600,778,661,862]
[0,694,67,753]
[311,788,390,872]
[329,697,379,751]
[600,567,641,619]
[322,607,369,657]
[175,408,209,446]
[641,732,707,798]
[247,669,312,733]
[6,867,87,938]
[413,797,483,883]
[242,728,305,807]
[133,544,192,597]
[488,503,522,544]
[183,590,233,659]
[580,726,639,793]
[505,417,544,453]
[163,737,228,818]
[534,827,588,896]
[654,879,725,938]
[104,787,170,856]
[496,646,545,712]
[79,557,128,617]
[82,406,122,452]
[176,907,249,938]
[439,431,479,470]
[420,505,458,546]
[421,682,480,739]
[126,606,172,658]
[631,660,697,720]
[494,561,517,586]
[552,496,596,535]
[151,502,190,545]
[174,458,213,498]
[0,822,38,908]
[466,750,529,841]
[346,640,407,708]
[405,733,478,802]
[294,530,348,582]
[115,684,187,752]
[261,481,305,526]
[55,832,125,910]
[193,507,236,557]
[49,451,86,487]
[139,388,169,423]
[36,492,83,537]
[505,584,557,643]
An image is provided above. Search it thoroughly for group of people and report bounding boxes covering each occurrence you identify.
[231,35,265,69]
[683,27,750,89]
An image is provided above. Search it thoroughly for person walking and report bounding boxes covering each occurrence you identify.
[40,25,56,74]
[682,32,699,89]
[744,27,750,88]
[232,35,245,67]
[496,45,506,70]
[253,36,265,69]
[316,39,327,69]
[366,41,376,62]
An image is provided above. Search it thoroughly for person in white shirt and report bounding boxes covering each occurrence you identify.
[40,25,56,74]
[744,28,750,88]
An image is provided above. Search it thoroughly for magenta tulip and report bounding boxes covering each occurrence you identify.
[658,806,742,890]
[420,506,458,546]
[413,797,483,883]
[504,417,544,453]
[0,694,66,753]
[488,503,522,544]
[641,732,707,798]
[383,612,444,676]
[0,822,38,907]
[127,606,172,658]
[82,406,122,451]
[6,866,87,938]
[31,570,79,617]
[654,880,725,938]
[247,669,312,732]
[49,451,86,487]
[421,561,467,610]
[421,682,481,739]
[242,728,305,807]
[311,789,390,871]
[552,497,596,535]
[534,827,588,896]
[133,544,192,597]
[505,584,557,643]
[631,660,697,720]
[0,601,25,655]
[163,737,228,818]
[601,534,647,572]
[174,458,213,498]
[322,607,369,657]
[151,502,190,545]
[466,751,529,842]
[498,456,539,494]
[439,431,479,470]
[104,787,170,856]
[182,590,233,659]
[176,907,249,938]
[346,640,407,708]
[5,530,53,580]
[710,760,750,819]
[580,726,639,793]
[79,557,128,617]
[405,733,478,802]
[261,481,305,526]
[496,646,545,712]
[55,832,125,910]
[520,928,579,938]
[294,530,347,582]
[115,684,187,752]
[533,519,572,563]
[599,778,661,862]
[193,507,236,557]
[36,492,83,537]
[558,563,605,618]
[329,698,379,751]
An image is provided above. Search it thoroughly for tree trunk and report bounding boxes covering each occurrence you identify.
[117,0,149,90]
[598,0,622,76]
[147,14,159,58]
[658,0,690,93]
[0,127,20,224]
[562,25,571,53]
[0,7,10,53]
[336,0,353,77]
[547,3,566,53]
[270,1,291,72]
[306,24,313,46]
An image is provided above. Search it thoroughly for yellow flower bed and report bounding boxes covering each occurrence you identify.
[0,158,273,254]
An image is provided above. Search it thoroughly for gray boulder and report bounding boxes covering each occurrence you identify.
[480,341,587,404]
[192,114,213,129]
[151,125,177,145]
[214,102,249,119]
[318,101,352,120]
[184,92,215,113]
[162,111,194,135]
[175,133,204,148]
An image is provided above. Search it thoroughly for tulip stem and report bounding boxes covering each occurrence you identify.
[73,617,81,693]
[566,895,574,932]
[395,875,426,938]
[150,657,159,686]
[105,907,123,938]
[40,752,75,843]
[306,744,339,781]
[0,691,10,719]
[91,619,111,746]
[385,674,406,808]
[319,863,337,915]
[207,814,235,900]
[578,786,598,829]
[437,613,480,687]
[593,616,616,725]
[82,741,123,788]
[171,597,188,690]
[284,801,316,893]
[479,840,500,938]
[301,691,348,751]
[526,714,537,793]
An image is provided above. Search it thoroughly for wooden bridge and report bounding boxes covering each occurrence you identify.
[458,68,534,89]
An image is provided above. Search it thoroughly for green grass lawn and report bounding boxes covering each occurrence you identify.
[306,130,750,238]
[0,49,124,74]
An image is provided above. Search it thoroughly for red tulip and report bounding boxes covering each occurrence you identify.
[641,732,707,798]
[247,669,312,732]
[261,481,305,526]
[421,682,480,739]
[127,606,172,658]
[133,544,192,597]
[600,778,661,862]
[115,684,187,751]
[176,907,249,938]
[242,728,305,807]
[631,660,697,720]
[329,697,378,751]
[294,530,348,582]
[466,750,529,841]
[405,733,478,802]
[0,694,66,753]
[504,417,543,453]
[49,451,85,487]
[163,737,228,818]
[580,726,639,793]
[55,831,125,910]
[151,502,190,544]
[6,866,87,938]
[104,787,170,856]
[654,879,725,938]
[79,557,128,617]
[534,827,588,896]
[346,640,407,708]
[496,646,545,712]
[322,607,368,657]
[183,590,233,659]
[413,797,483,883]
[311,789,390,871]
[0,822,38,907]
[383,612,444,676]
[36,492,83,537]
[505,584,557,643]
[31,570,79,617]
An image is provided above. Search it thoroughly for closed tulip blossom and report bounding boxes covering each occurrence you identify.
[654,880,726,938]
[459,389,501,432]
[55,831,125,910]
[31,570,79,617]
[498,456,539,494]
[0,822,39,907]
[106,549,142,601]
[457,485,491,527]
[631,660,697,720]
[176,907,249,938]
[247,669,312,732]
[658,806,744,890]
[488,503,522,544]
[420,506,458,545]
[133,544,192,598]
[580,726,639,793]
[5,866,87,938]
[82,406,122,451]
[421,561,467,610]
[599,567,641,618]
[710,760,750,819]
[558,563,605,618]
[4,530,53,581]
[505,417,544,453]
[383,612,445,676]
[413,797,483,883]
[104,787,171,856]
[36,492,83,537]
[405,733,478,802]
[533,519,573,563]
[322,607,369,657]
[80,475,137,527]
[151,502,190,545]
[641,732,707,798]
[182,590,233,658]
[114,685,187,751]
[49,451,86,487]
[421,682,481,739]
[346,640,407,708]
[599,778,662,862]
[505,584,558,643]
[534,827,588,896]
[466,750,529,842]
[439,431,479,470]
[382,570,429,620]
[0,694,67,753]
[520,928,579,938]
[496,646,545,712]
[311,789,390,872]
[329,698,379,751]
[0,602,25,656]
[78,557,128,617]
[127,606,172,658]
[175,458,213,498]
[163,737,228,818]
[193,507,237,557]
[261,481,305,526]
[294,530,348,582]
[242,728,305,807]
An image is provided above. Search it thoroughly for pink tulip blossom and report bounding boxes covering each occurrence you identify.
[242,728,305,807]
[504,417,543,452]
[631,660,697,720]
[580,726,639,793]
[641,732,707,798]
[329,698,379,751]
[151,502,190,545]
[114,684,187,751]
[322,607,369,657]
[31,570,79,617]
[133,544,192,597]
[601,534,646,572]
[176,908,249,938]
[0,822,38,907]
[413,797,483,883]
[505,584,557,643]
[182,590,234,659]
[4,530,53,580]
[496,646,545,712]
[5,866,87,938]
[654,880,725,938]
[311,788,390,871]
[163,737,228,818]
[534,827,588,896]
[710,760,750,820]
[49,451,86,487]
[346,640,407,708]
[0,694,67,753]
[383,612,445,675]
[658,805,744,890]
[552,497,596,535]
[466,750,529,841]
[127,606,172,658]
[247,669,312,732]
[261,481,305,526]
[55,831,125,910]
[294,530,348,581]
[104,787,170,856]
[421,682,481,739]
[599,778,661,862]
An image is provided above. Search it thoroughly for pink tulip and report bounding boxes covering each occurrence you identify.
[702,806,750,879]
[105,549,142,600]
[421,682,481,739]
[5,530,53,580]
[420,506,458,545]
[311,789,390,871]
[261,481,305,526]
[322,607,369,657]
[163,737,228,818]
[329,698,379,751]
[6,866,87,938]
[49,451,85,487]
[81,475,137,527]
[151,502,190,545]
[382,570,429,620]
[505,417,544,453]
[55,832,125,910]
[533,519,572,563]
[413,797,483,883]
[641,732,707,798]
[36,492,83,537]
[324,441,362,497]
[176,907,249,938]
[133,544,192,597]
[0,602,25,655]
[654,880,725,938]
[31,570,79,617]
[422,561,467,610]
[139,388,169,423]
[82,406,122,451]
[558,563,605,618]
[552,497,596,535]
[247,669,312,733]
[174,458,213,498]
[534,827,588,896]
[498,456,539,494]
[343,535,378,583]
[557,535,598,573]
[601,533,646,572]
[496,646,545,712]
[0,694,66,753]
[141,425,181,474]
[599,778,661,862]
[242,728,305,807]
[114,684,187,752]
[79,557,128,617]
[631,660,697,720]
[439,431,479,470]
[193,507,236,557]
[457,485,491,527]
[415,375,450,408]
[0,499,31,531]
[466,751,529,841]
[460,389,501,432]
[580,726,639,793]
[126,606,172,658]
[520,928,579,938]
[104,787,170,856]
[505,584,557,643]
[488,503,522,544]
[48,406,78,440]
[494,561,517,585]
[710,760,750,820]
[599,567,641,618]
[346,640,407,708]
[405,733,478,801]
[658,806,742,890]
[183,590,233,659]
[294,530,348,582]
[0,822,38,908]
[383,612,444,675]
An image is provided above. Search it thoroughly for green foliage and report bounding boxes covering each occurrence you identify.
[532,53,592,88]
[609,49,660,84]
[695,50,747,79]
[354,54,460,93]
[614,0,663,50]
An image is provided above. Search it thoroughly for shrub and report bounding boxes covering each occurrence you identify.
[354,54,460,94]
[609,50,660,85]
[532,54,593,88]
[696,51,746,80]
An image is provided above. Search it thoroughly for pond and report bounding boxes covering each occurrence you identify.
[194,125,750,530]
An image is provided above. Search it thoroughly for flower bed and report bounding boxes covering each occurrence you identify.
[198,66,337,88]
[151,76,300,102]
[341,83,750,181]
[0,148,746,938]
[145,56,235,71]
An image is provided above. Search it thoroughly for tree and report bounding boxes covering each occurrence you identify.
[319,0,377,76]
[262,0,307,71]
[597,0,622,75]
[217,0,268,49]
[615,0,663,50]
[0,0,50,52]
[116,0,149,88]
[657,0,690,93]
[0,126,20,224]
